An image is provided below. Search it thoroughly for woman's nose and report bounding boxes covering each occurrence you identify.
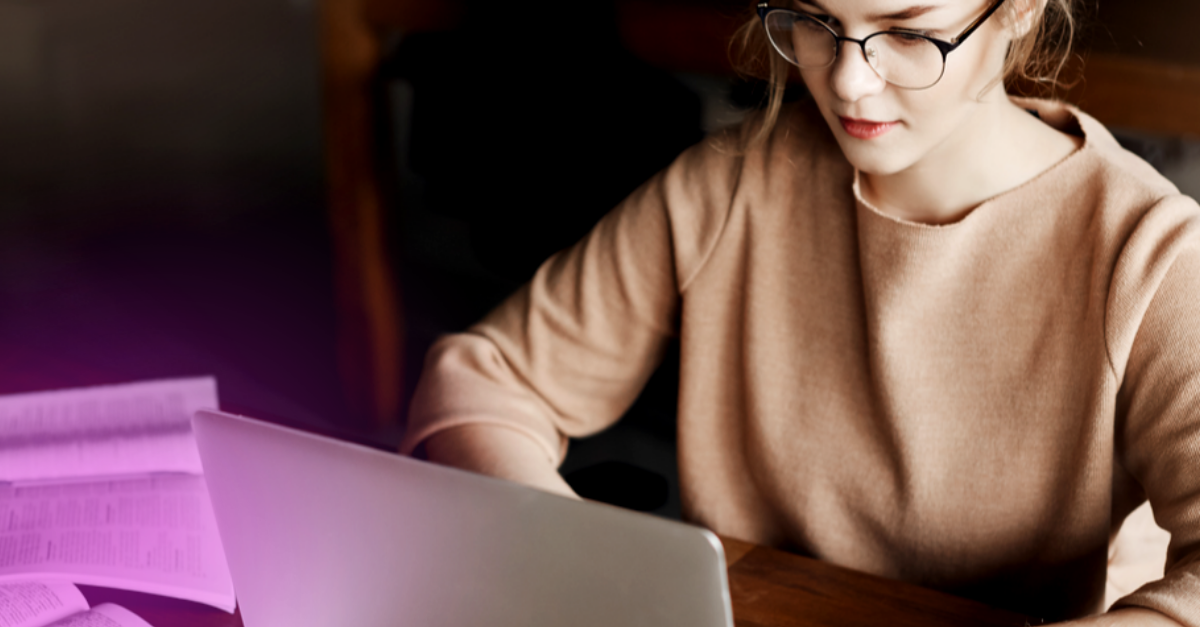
[829,40,887,102]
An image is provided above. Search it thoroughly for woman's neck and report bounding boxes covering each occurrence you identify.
[858,95,1082,226]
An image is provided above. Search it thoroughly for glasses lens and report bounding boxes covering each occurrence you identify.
[866,33,945,89]
[764,11,836,69]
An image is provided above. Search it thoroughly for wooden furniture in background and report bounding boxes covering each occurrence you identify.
[318,0,463,429]
[1062,53,1200,137]
[615,0,747,74]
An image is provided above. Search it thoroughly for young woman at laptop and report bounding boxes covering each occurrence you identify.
[401,1,1200,625]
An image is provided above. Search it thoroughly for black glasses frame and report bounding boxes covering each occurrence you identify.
[756,0,1009,89]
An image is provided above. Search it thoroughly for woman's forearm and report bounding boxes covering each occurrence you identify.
[423,423,580,499]
[1057,608,1183,627]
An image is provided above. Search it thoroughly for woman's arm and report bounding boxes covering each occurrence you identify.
[399,133,742,492]
[1059,608,1183,626]
[1107,226,1200,627]
[424,424,579,498]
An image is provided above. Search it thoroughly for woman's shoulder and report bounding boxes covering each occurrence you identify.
[639,100,852,288]
[679,99,851,213]
[645,99,848,220]
[1027,99,1200,348]
[664,100,855,220]
[1014,98,1200,243]
[1081,104,1200,239]
[701,99,842,164]
[1021,98,1189,202]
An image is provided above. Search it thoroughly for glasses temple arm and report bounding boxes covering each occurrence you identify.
[950,0,1008,45]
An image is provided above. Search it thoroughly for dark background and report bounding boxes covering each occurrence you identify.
[1,0,1197,517]
[0,0,341,427]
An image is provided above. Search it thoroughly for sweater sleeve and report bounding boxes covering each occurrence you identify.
[399,136,742,465]
[1111,237,1200,625]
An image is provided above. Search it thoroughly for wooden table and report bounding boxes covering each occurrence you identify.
[719,537,1033,627]
[79,536,1033,627]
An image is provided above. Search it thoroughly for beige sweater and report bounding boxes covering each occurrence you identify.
[402,99,1200,624]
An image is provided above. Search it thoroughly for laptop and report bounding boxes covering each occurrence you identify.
[191,409,734,627]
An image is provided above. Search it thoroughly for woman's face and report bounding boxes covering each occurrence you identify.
[792,0,1017,176]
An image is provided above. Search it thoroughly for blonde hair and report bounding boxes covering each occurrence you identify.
[729,0,1079,144]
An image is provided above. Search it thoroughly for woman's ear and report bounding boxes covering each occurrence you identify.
[1006,0,1044,38]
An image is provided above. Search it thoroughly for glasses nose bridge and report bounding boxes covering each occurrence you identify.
[830,33,878,71]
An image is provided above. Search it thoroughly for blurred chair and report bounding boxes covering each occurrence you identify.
[317,0,740,434]
[319,0,740,516]
[319,0,463,431]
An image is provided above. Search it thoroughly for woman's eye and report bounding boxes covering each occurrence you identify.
[889,29,931,41]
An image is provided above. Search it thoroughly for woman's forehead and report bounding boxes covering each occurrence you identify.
[796,0,956,21]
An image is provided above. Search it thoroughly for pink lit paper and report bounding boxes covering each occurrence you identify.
[0,378,234,613]
[0,378,217,483]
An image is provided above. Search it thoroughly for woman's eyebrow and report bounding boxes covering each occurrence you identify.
[868,4,943,21]
[794,2,944,22]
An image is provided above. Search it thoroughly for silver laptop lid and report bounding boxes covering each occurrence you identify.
[192,410,733,627]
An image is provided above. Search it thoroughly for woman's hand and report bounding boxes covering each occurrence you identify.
[423,423,580,499]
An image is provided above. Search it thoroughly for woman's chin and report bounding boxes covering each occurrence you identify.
[836,139,916,177]
[822,121,916,176]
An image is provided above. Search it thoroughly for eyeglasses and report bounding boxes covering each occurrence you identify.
[757,0,1008,90]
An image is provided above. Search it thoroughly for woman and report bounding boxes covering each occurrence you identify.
[401,0,1200,624]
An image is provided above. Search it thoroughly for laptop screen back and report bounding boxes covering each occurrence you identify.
[191,410,733,627]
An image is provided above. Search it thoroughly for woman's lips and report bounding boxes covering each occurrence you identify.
[838,116,899,139]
